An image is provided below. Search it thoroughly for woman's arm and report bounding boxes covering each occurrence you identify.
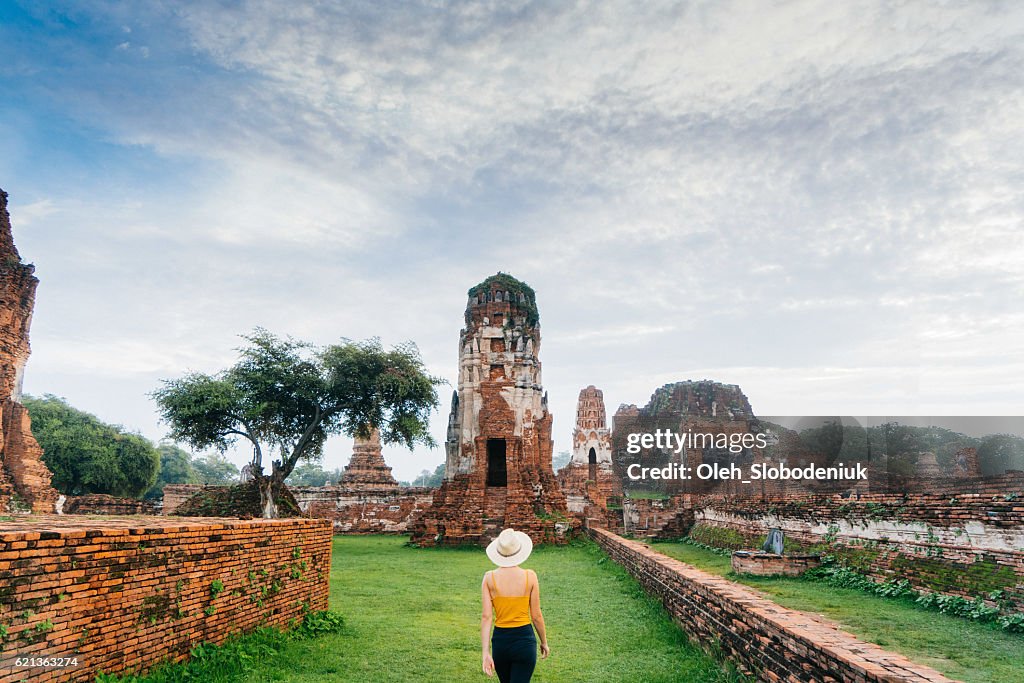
[528,570,550,659]
[481,575,495,676]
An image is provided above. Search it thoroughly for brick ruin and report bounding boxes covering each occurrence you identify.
[164,431,432,533]
[337,428,398,492]
[558,385,620,512]
[686,485,1024,613]
[410,273,573,546]
[0,189,57,513]
[611,380,762,496]
[595,378,1024,616]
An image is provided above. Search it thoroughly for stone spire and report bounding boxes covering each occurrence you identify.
[338,428,398,491]
[558,385,620,511]
[570,385,613,466]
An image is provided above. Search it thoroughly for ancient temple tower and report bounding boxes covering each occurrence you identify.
[0,189,58,512]
[338,428,398,492]
[410,273,572,546]
[558,386,620,511]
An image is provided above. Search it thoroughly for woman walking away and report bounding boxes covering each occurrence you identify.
[481,528,550,681]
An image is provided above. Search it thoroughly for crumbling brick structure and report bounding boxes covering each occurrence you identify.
[411,273,573,546]
[337,428,398,492]
[612,380,763,496]
[0,189,57,513]
[297,485,433,533]
[690,489,1024,613]
[558,385,620,511]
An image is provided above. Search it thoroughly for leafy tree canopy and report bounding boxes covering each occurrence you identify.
[152,329,443,516]
[145,443,199,499]
[977,434,1024,476]
[289,462,343,487]
[192,452,241,485]
[407,462,445,487]
[23,394,160,499]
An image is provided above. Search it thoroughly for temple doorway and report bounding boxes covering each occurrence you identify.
[487,439,507,486]
[588,447,597,481]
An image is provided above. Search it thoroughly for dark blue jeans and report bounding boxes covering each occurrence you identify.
[492,624,537,683]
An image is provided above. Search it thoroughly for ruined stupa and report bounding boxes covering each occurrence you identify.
[338,428,398,492]
[410,273,572,545]
[612,380,761,495]
[558,385,621,511]
[0,189,58,512]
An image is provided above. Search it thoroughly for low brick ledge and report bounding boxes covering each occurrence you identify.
[0,514,328,540]
[589,527,957,683]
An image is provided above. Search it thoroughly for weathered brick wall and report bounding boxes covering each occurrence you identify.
[715,470,1024,499]
[164,484,434,534]
[0,516,331,682]
[589,527,954,683]
[61,494,158,516]
[731,551,821,576]
[693,491,1024,612]
[292,485,433,533]
[599,495,694,538]
[160,484,210,514]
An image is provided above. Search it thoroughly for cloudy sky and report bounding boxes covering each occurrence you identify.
[2,1,1023,480]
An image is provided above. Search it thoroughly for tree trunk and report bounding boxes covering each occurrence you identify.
[257,471,281,519]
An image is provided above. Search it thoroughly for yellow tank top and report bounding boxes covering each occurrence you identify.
[489,570,532,628]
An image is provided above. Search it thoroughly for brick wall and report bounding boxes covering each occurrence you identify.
[163,484,435,534]
[589,527,954,683]
[731,551,821,576]
[292,485,433,533]
[161,484,217,514]
[692,491,1024,612]
[0,516,331,682]
[61,494,158,516]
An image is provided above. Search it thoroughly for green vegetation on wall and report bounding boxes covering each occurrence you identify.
[467,272,539,327]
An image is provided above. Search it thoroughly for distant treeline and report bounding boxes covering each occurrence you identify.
[24,394,240,500]
[22,394,449,499]
[785,420,1024,476]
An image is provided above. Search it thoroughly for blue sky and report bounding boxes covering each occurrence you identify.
[2,1,1023,480]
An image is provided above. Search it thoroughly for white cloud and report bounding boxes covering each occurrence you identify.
[6,0,1024,478]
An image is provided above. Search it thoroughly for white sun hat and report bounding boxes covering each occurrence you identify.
[486,528,534,567]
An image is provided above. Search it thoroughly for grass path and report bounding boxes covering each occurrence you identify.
[651,541,1024,683]
[238,536,742,682]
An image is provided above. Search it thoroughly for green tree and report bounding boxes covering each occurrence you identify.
[153,329,443,517]
[23,394,160,498]
[146,444,199,499]
[977,434,1024,476]
[191,452,241,485]
[410,462,445,487]
[289,462,343,486]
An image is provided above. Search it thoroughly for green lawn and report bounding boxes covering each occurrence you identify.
[230,536,741,682]
[651,540,1024,683]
